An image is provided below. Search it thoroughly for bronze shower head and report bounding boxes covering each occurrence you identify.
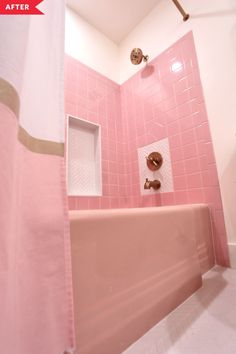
[130,48,149,65]
[130,2,189,65]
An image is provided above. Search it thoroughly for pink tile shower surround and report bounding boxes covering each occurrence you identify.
[65,32,229,266]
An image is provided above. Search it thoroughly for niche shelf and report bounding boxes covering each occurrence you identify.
[67,115,102,196]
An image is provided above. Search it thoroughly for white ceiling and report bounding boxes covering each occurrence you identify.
[67,0,161,44]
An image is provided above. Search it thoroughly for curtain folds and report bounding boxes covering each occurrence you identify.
[0,1,75,353]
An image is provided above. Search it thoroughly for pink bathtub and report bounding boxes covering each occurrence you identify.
[69,204,214,354]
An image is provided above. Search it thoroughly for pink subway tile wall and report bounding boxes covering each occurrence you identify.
[65,55,126,209]
[120,32,228,266]
[64,32,229,266]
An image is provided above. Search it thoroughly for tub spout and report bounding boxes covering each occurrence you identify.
[144,178,161,190]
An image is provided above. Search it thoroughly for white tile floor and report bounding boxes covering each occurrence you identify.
[123,266,236,354]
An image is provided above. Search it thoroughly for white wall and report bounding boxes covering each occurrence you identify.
[65,0,236,266]
[65,6,119,82]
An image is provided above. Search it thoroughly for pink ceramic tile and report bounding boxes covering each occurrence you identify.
[181,129,195,146]
[132,173,140,186]
[108,174,119,185]
[68,197,76,210]
[100,197,110,209]
[189,85,204,101]
[172,161,185,176]
[182,34,197,61]
[192,105,208,126]
[208,164,219,185]
[110,185,120,196]
[174,176,188,190]
[184,57,198,75]
[102,173,109,185]
[163,97,176,111]
[190,98,201,114]
[110,197,119,208]
[196,122,211,142]
[196,141,207,156]
[153,102,165,116]
[89,198,101,209]
[109,162,118,174]
[66,79,76,94]
[199,155,208,171]
[135,119,145,135]
[177,102,191,118]
[152,193,162,205]
[175,90,189,105]
[142,103,153,122]
[165,108,178,123]
[76,96,88,111]
[165,45,181,62]
[118,174,126,185]
[76,106,88,119]
[155,111,167,126]
[169,64,185,82]
[102,160,109,172]
[169,134,181,148]
[119,185,127,196]
[188,189,205,203]
[87,111,98,123]
[174,190,188,204]
[102,148,109,160]
[205,142,216,164]
[184,158,200,174]
[187,173,202,189]
[118,197,128,208]
[161,192,175,205]
[142,196,156,207]
[204,187,222,209]
[167,120,181,136]
[102,185,109,196]
[170,147,184,161]
[65,103,77,117]
[183,143,197,159]
[174,77,188,93]
[139,135,149,147]
[76,80,87,99]
[201,170,212,187]
[179,115,194,131]
[77,198,89,210]
[158,55,170,78]
[186,72,195,88]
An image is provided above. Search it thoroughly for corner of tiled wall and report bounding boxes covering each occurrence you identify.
[64,31,229,266]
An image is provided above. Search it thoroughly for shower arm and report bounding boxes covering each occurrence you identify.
[171,0,189,21]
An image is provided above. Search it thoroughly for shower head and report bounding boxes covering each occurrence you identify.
[130,48,149,65]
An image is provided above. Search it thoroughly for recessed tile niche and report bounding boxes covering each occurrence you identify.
[67,115,102,196]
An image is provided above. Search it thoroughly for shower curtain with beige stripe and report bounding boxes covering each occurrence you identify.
[0,1,75,353]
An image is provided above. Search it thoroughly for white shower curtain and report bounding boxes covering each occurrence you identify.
[0,1,75,353]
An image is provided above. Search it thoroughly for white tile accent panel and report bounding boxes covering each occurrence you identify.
[137,138,173,195]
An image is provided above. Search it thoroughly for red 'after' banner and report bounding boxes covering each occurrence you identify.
[0,0,44,15]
